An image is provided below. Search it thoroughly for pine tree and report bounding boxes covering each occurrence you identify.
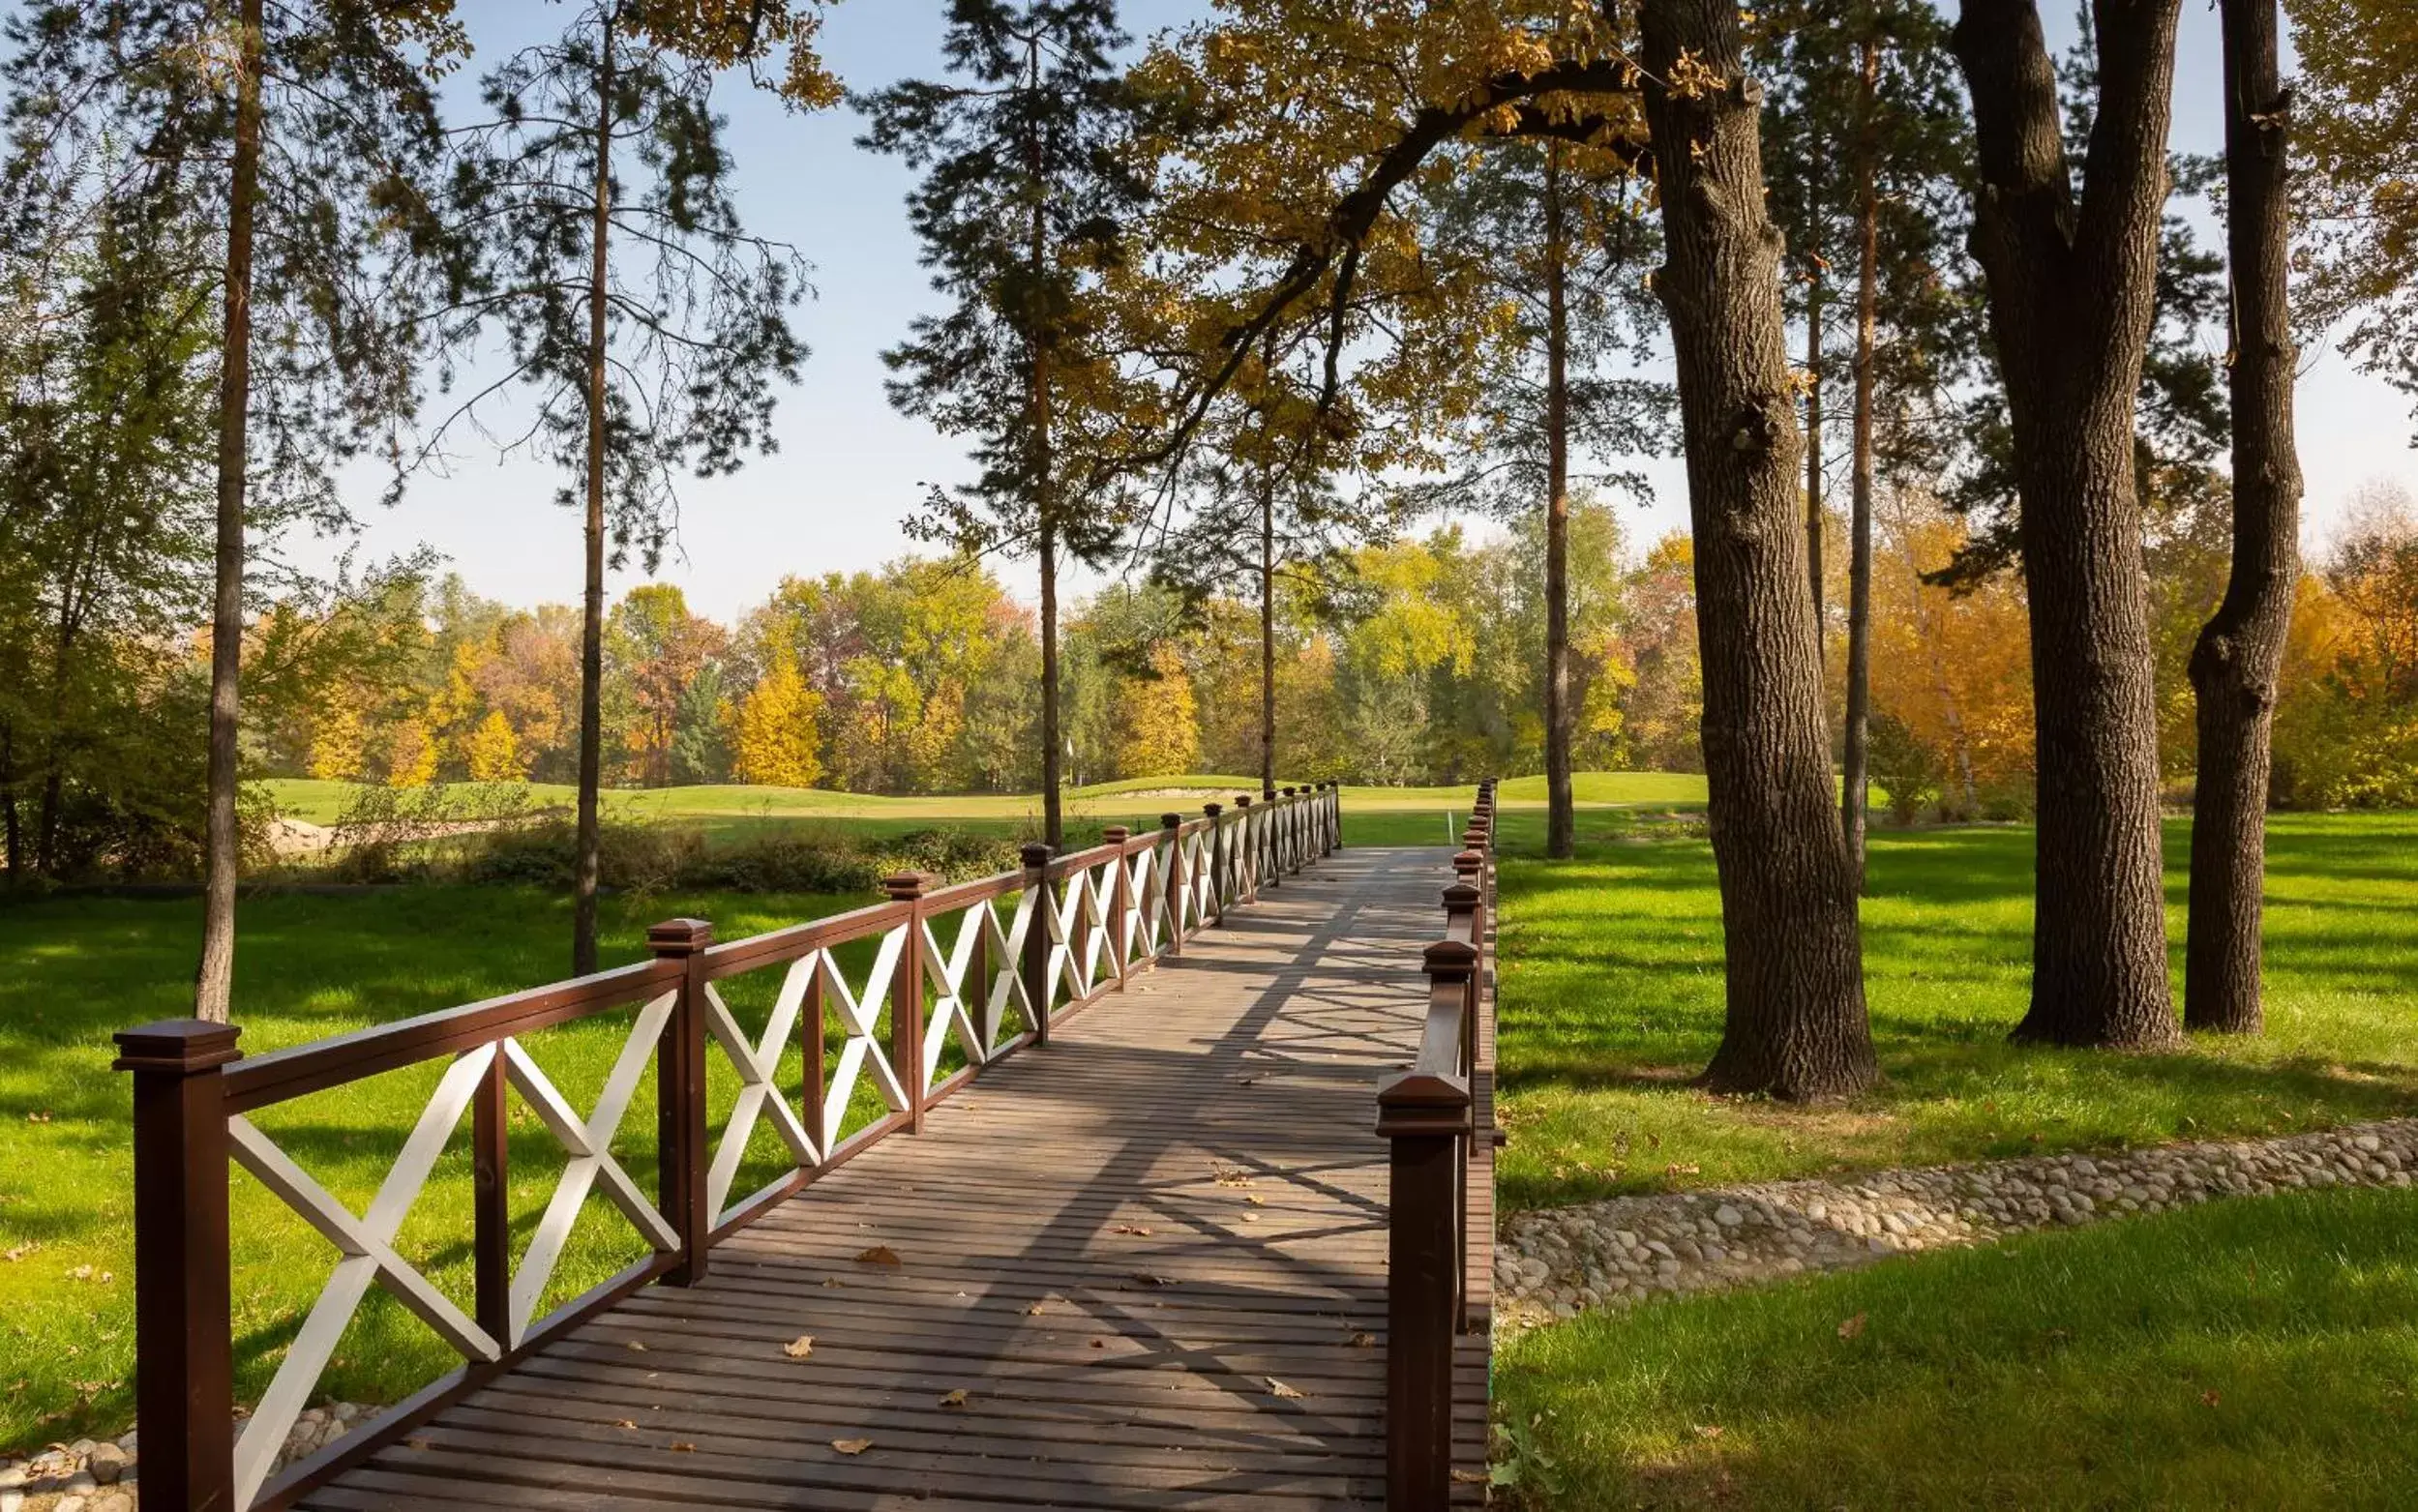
[437,2,827,972]
[3,0,466,1017]
[856,0,1152,848]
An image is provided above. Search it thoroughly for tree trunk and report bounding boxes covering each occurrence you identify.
[1543,141,1576,859]
[2185,0,2299,1033]
[1038,518,1062,846]
[572,15,614,978]
[2,721,21,888]
[1841,34,1880,884]
[1804,152,1825,627]
[1260,465,1277,800]
[1953,0,2182,1049]
[194,0,264,1023]
[1638,0,1875,1100]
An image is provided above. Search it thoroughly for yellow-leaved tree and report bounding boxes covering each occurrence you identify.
[734,657,823,789]
[463,710,525,782]
[1117,646,1201,779]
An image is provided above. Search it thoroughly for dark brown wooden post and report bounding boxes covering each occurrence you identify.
[1160,814,1186,956]
[884,873,930,1133]
[1331,781,1345,851]
[115,1020,240,1512]
[1234,794,1256,902]
[650,918,713,1284]
[1454,847,1484,891]
[1201,804,1224,924]
[1020,843,1054,1045]
[1444,881,1481,1073]
[1378,940,1478,1512]
[802,949,828,1157]
[1277,787,1296,874]
[472,1044,511,1346]
[1102,825,1132,986]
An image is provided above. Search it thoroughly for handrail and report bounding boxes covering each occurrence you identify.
[114,781,1346,1512]
[1379,776,1496,1510]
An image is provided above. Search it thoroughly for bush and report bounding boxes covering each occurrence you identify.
[1867,714,1944,825]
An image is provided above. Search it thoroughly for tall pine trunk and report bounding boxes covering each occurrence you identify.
[1542,142,1575,859]
[194,0,264,1023]
[572,15,614,978]
[1038,517,1062,846]
[1841,34,1880,882]
[1954,0,2181,1050]
[2185,0,2299,1033]
[1639,0,1876,1100]
[1259,466,1276,799]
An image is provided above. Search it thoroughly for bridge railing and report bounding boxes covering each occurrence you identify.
[1378,776,1497,1509]
[115,781,1343,1511]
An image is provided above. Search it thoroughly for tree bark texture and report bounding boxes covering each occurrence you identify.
[1804,148,1825,628]
[1841,35,1880,883]
[1260,467,1277,800]
[2185,0,2300,1033]
[1639,0,1876,1100]
[1953,0,2182,1049]
[194,0,264,1023]
[1027,32,1064,851]
[1038,517,1063,847]
[1543,142,1576,860]
[572,15,614,979]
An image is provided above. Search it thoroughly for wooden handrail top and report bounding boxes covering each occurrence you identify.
[917,871,1021,913]
[223,957,683,1114]
[698,897,912,979]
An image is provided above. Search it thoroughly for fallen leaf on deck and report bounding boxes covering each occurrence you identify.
[625,1340,647,1352]
[1245,1194,1267,1206]
[1452,1469,1491,1484]
[855,1245,902,1266]
[670,1441,696,1452]
[1240,1214,1260,1224]
[821,1277,845,1289]
[783,1335,815,1359]
[1111,1224,1153,1236]
[1836,1313,1867,1341]
[832,1438,873,1455]
[1350,1332,1376,1349]
[940,1389,969,1408]
[612,1419,638,1431]
[1267,1378,1304,1400]
[1131,1272,1176,1288]
[1026,1301,1050,1316]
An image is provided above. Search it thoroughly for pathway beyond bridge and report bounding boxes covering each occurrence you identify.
[112,786,1498,1510]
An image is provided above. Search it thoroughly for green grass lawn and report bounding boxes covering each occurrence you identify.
[1493,1182,2418,1509]
[1492,811,2418,1213]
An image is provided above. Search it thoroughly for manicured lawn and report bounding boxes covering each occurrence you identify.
[1492,812,2418,1213]
[1493,1183,2418,1509]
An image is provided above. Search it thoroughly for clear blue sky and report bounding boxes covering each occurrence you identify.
[320,1,2417,622]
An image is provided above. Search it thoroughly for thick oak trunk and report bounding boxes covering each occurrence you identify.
[1639,0,1875,1100]
[2185,0,2299,1033]
[194,0,264,1023]
[1953,0,2181,1049]
[1543,143,1575,859]
[571,18,615,979]
[1841,35,1880,883]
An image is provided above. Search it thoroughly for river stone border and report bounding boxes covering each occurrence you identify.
[1496,1118,2418,1329]
[0,1403,373,1512]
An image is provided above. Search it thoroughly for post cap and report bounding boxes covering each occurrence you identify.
[1282,786,1297,797]
[1454,848,1484,872]
[881,871,933,900]
[113,1020,242,1075]
[1160,812,1183,828]
[1202,802,1222,817]
[1102,824,1130,843]
[1422,937,1480,977]
[1021,842,1054,868]
[1234,794,1252,808]
[645,918,714,957]
[1442,881,1481,908]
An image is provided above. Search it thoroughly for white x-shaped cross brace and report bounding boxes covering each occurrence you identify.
[805,933,911,1146]
[702,966,821,1226]
[920,897,1035,1085]
[502,994,682,1343]
[226,1048,504,1507]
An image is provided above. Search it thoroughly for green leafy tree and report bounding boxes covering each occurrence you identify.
[856,0,1152,845]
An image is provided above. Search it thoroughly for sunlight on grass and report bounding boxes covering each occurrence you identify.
[1491,812,2418,1212]
[1495,1185,2418,1509]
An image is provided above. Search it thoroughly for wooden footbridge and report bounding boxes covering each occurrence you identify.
[117,783,1500,1510]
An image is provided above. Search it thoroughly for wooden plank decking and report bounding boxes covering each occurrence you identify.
[295,845,1485,1510]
